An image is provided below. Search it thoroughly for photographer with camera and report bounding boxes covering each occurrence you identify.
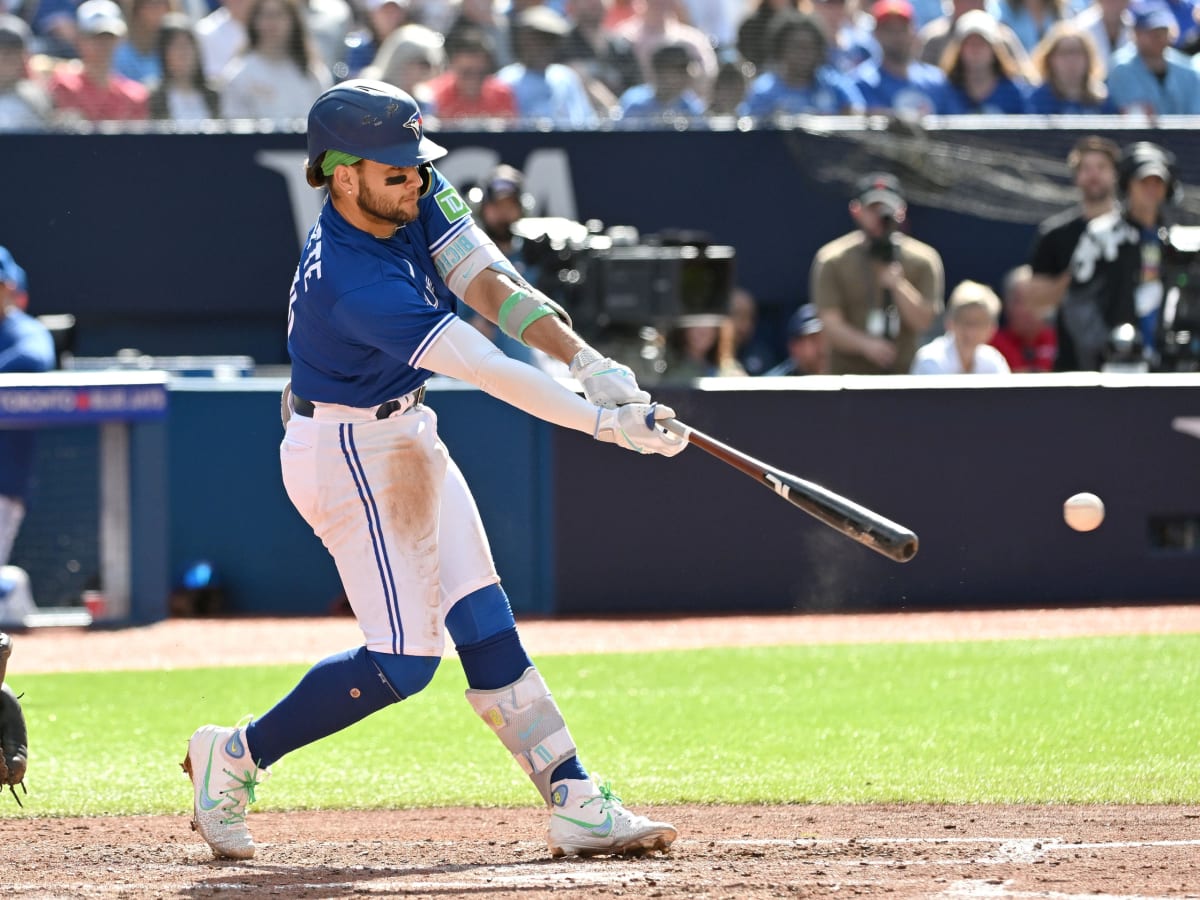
[809,173,944,374]
[1057,140,1180,371]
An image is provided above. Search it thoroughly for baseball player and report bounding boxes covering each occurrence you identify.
[183,80,686,862]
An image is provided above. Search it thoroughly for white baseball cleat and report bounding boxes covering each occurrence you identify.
[181,723,270,860]
[547,778,677,858]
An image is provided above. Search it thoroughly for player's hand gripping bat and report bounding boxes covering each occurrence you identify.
[659,416,919,563]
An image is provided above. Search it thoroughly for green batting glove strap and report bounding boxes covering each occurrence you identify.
[498,291,571,345]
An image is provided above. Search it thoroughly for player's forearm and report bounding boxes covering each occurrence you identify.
[421,318,597,434]
[462,267,588,365]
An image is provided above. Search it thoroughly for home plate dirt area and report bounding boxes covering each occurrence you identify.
[4,605,1200,899]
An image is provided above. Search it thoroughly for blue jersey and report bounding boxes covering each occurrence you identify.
[287,167,479,407]
[940,77,1030,114]
[740,68,865,116]
[1026,84,1117,115]
[852,60,949,116]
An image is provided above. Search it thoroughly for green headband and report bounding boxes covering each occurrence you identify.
[320,150,363,176]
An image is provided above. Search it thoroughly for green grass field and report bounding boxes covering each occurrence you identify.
[8,634,1200,818]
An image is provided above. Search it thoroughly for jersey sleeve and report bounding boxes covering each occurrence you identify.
[420,166,510,296]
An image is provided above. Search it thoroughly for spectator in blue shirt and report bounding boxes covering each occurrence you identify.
[741,11,865,115]
[939,9,1033,111]
[496,5,596,124]
[1027,21,1118,111]
[1106,0,1200,114]
[617,40,705,118]
[852,0,950,116]
[113,0,171,84]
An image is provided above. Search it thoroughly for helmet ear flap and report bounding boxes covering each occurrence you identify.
[419,163,432,194]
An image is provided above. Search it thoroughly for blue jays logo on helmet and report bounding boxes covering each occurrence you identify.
[307,79,447,170]
[404,110,422,140]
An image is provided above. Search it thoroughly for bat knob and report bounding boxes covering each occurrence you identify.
[644,403,657,429]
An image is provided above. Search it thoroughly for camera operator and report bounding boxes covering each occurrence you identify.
[810,173,944,374]
[1058,141,1179,371]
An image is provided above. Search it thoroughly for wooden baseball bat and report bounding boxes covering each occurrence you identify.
[660,418,919,563]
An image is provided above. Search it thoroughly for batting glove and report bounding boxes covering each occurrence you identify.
[570,348,651,409]
[594,403,687,458]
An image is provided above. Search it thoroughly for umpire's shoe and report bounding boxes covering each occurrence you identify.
[547,778,677,858]
[182,723,270,859]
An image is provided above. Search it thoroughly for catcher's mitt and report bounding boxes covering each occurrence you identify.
[0,633,28,805]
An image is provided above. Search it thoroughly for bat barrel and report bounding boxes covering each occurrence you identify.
[664,418,920,564]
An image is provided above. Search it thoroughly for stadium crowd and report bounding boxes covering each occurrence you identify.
[1,0,1200,127]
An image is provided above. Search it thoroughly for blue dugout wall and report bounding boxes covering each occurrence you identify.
[16,374,1198,620]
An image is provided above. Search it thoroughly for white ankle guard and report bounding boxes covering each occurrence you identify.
[466,667,576,805]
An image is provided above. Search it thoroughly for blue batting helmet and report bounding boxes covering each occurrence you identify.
[306,79,447,169]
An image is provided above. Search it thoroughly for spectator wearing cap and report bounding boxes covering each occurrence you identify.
[919,0,1030,73]
[809,174,944,375]
[1066,0,1133,73]
[496,6,596,125]
[615,0,718,98]
[617,39,706,118]
[148,13,221,120]
[851,0,950,117]
[358,23,442,101]
[739,11,865,115]
[49,0,150,122]
[1106,0,1200,113]
[1027,21,1117,112]
[0,246,56,578]
[220,0,332,121]
[763,304,830,375]
[0,15,53,130]
[939,9,1034,112]
[342,0,412,79]
[993,0,1067,52]
[113,0,174,85]
[909,281,1011,374]
[424,27,516,120]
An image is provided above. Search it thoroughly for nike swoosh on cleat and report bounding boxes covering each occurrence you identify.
[553,812,613,837]
[197,743,224,812]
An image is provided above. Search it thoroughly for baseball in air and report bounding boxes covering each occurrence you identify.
[1063,493,1105,531]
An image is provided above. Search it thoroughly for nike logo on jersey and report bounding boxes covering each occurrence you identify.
[424,275,437,308]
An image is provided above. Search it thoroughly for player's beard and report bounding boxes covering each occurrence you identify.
[356,181,418,228]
